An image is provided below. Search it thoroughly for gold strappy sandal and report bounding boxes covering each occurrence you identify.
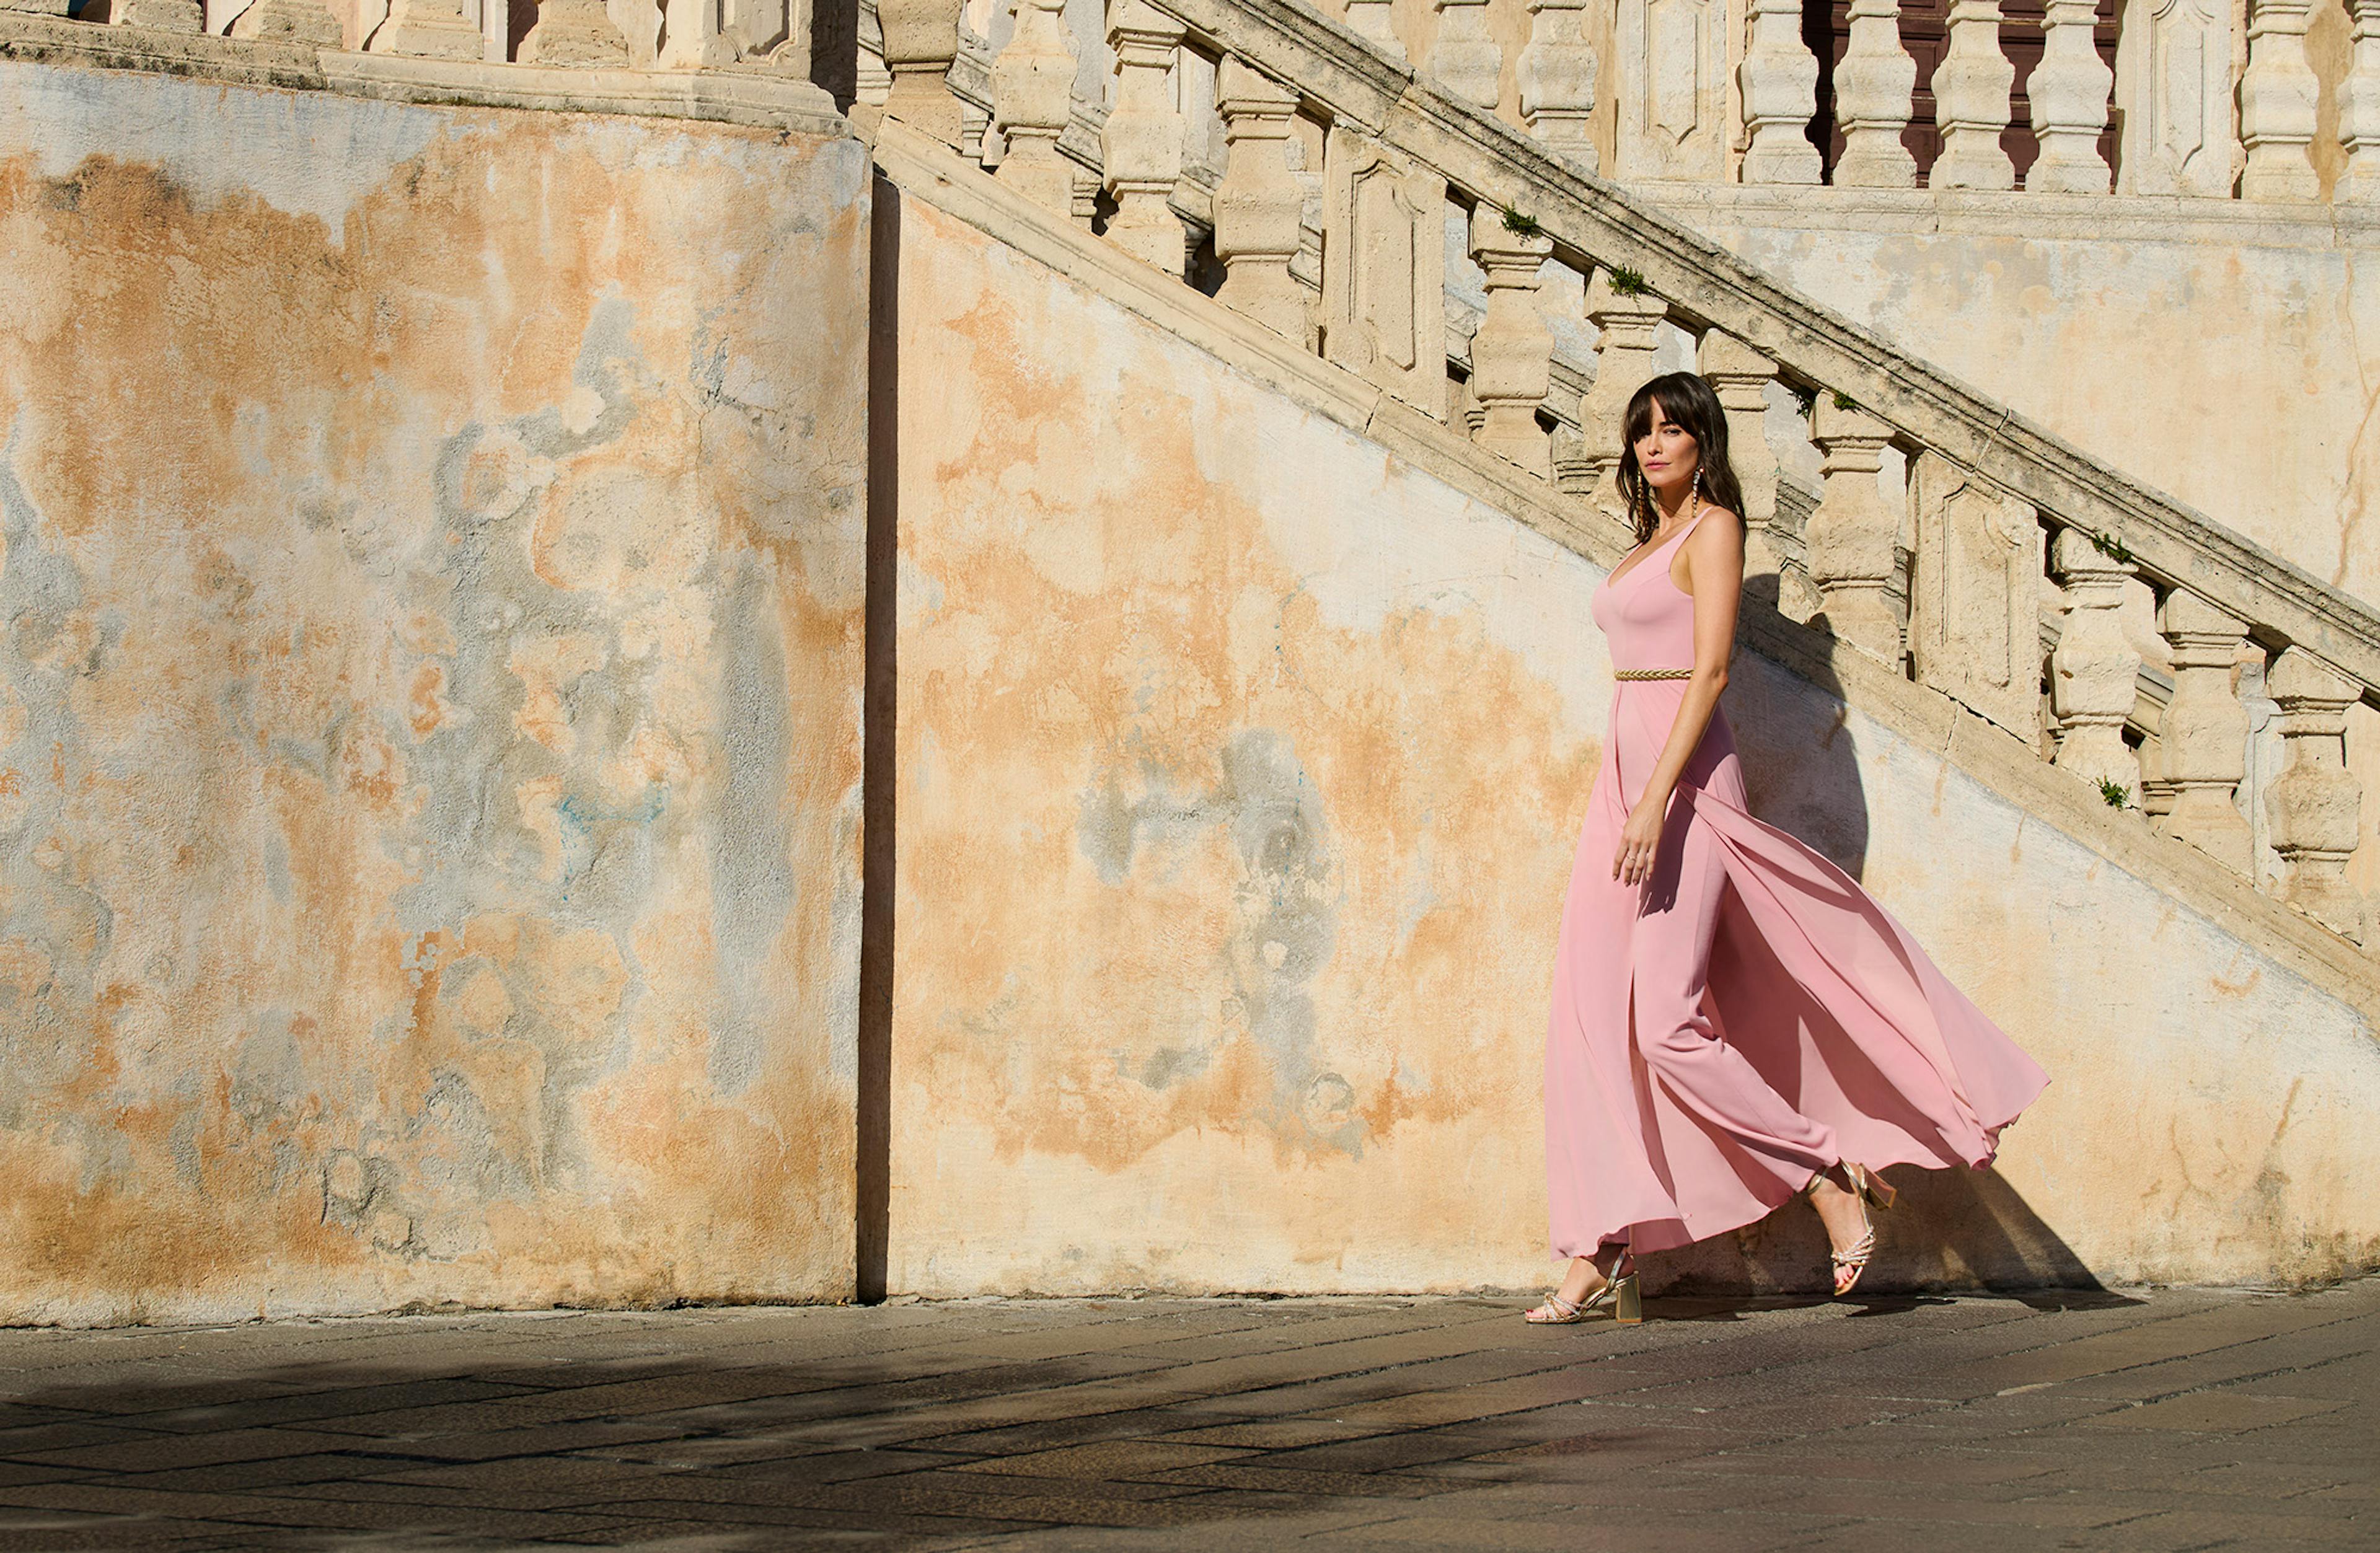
[1825,1163,1896,1296]
[1524,1256,1643,1324]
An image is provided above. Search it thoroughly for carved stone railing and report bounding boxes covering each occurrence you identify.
[867,0,2380,952]
[915,0,2380,202]
[860,0,2365,201]
[15,0,2375,951]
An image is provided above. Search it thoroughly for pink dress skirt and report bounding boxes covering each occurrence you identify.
[1545,511,2051,1260]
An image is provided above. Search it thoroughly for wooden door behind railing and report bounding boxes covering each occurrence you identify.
[1802,0,2122,185]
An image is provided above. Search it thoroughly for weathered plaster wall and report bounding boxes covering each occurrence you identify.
[1639,192,2379,609]
[888,188,2380,1296]
[0,61,869,1324]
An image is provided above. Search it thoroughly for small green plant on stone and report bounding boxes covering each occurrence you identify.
[2089,529,2136,565]
[1831,389,1857,411]
[1790,385,1817,418]
[2098,777,2130,809]
[1501,206,1541,237]
[1606,264,1650,296]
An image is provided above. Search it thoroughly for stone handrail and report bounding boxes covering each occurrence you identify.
[862,0,2372,203]
[7,0,2371,944]
[867,0,2380,949]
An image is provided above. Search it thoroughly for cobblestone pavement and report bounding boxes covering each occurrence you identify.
[0,1279,2370,1552]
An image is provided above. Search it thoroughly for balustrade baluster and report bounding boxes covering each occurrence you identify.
[2137,726,2177,820]
[2027,0,2113,191]
[1696,333,1781,581]
[2155,591,2254,872]
[1833,0,1918,187]
[2338,0,2380,200]
[370,0,488,56]
[656,0,737,65]
[2239,0,2320,198]
[1929,0,2015,188]
[879,0,968,145]
[1430,0,1505,109]
[1465,204,1555,476]
[86,0,201,28]
[1517,0,1598,172]
[990,0,1080,214]
[227,0,342,45]
[1345,0,1403,58]
[2265,649,2365,938]
[858,0,895,105]
[1104,0,1190,274]
[1214,58,1311,345]
[1577,269,1665,517]
[2048,528,2142,796]
[1738,0,1822,183]
[1805,398,1904,664]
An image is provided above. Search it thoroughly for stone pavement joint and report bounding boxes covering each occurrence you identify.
[0,1281,2369,1551]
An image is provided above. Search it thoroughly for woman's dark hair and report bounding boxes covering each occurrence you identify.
[1616,371,1747,546]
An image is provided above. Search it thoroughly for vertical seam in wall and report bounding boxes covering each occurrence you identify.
[855,168,899,1304]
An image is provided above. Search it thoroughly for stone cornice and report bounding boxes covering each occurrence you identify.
[871,113,2380,1026]
[1145,0,2380,699]
[0,12,847,136]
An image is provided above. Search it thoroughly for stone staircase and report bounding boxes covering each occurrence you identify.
[863,0,2380,1020]
[6,0,2377,1298]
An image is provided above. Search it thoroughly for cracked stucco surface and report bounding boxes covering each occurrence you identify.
[0,61,868,1324]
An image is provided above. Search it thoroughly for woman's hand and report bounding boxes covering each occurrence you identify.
[1612,793,1667,885]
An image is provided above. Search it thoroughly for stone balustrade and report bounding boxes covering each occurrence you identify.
[19,0,2378,944]
[65,0,2349,203]
[849,0,2380,951]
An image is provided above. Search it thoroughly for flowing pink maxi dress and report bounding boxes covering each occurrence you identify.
[1545,508,2050,1262]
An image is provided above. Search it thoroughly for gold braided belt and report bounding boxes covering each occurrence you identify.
[1613,667,1695,681]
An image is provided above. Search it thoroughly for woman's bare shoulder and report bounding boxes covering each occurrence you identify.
[1691,503,1745,547]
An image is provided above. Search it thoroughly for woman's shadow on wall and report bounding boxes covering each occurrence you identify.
[1729,573,1873,883]
[1655,570,2102,1299]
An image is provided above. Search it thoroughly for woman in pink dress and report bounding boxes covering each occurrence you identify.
[1525,371,2050,1324]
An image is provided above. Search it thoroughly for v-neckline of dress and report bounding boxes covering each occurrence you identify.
[1603,503,1710,593]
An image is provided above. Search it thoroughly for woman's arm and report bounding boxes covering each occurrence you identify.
[1611,511,1745,885]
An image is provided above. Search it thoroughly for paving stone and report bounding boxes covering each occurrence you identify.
[1153,1419,1391,1449]
[2100,1507,2374,1545]
[1652,1447,2066,1486]
[2076,1392,2350,1432]
[0,1284,2363,1550]
[5,1427,370,1474]
[951,1441,1253,1480]
[0,1512,262,1551]
[1130,1462,1469,1499]
[896,1407,1227,1457]
[348,1418,700,1463]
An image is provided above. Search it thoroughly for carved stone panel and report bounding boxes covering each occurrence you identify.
[1615,0,1727,178]
[2115,0,2240,193]
[1911,451,2043,740]
[1321,128,1447,416]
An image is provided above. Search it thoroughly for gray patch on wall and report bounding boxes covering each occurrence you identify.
[0,415,115,1133]
[1078,729,1355,1155]
[373,297,672,1211]
[708,553,795,1098]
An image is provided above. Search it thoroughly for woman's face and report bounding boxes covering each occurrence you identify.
[1633,400,1699,503]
